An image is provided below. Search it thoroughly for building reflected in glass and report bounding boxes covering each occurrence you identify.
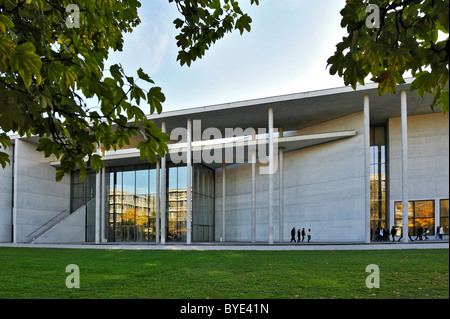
[105,163,214,243]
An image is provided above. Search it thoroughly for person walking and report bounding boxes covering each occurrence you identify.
[424,226,429,240]
[439,225,444,239]
[301,228,306,242]
[307,229,311,243]
[297,228,301,243]
[435,226,441,240]
[385,227,390,241]
[391,226,397,241]
[290,227,296,243]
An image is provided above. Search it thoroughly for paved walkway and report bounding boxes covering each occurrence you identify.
[1,240,448,251]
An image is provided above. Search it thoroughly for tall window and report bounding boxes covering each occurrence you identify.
[370,126,387,240]
[440,199,449,235]
[395,200,435,236]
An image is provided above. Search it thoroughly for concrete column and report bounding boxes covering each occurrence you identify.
[156,159,160,243]
[251,130,256,243]
[222,163,226,242]
[95,167,101,243]
[364,95,371,243]
[186,118,192,244]
[401,90,409,242]
[101,166,106,242]
[161,122,167,244]
[268,107,274,245]
[435,199,440,236]
[12,140,18,243]
[279,127,284,243]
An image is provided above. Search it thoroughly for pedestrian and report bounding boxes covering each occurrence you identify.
[424,226,429,240]
[307,229,311,243]
[435,226,440,240]
[297,228,301,243]
[385,227,390,241]
[290,227,296,243]
[301,228,306,242]
[439,225,444,239]
[379,228,384,242]
[391,226,397,241]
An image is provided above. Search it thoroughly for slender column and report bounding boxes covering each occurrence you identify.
[222,163,226,242]
[435,200,440,237]
[155,159,160,243]
[101,166,106,242]
[12,140,18,243]
[95,166,101,243]
[268,107,274,245]
[161,122,167,244]
[186,118,192,244]
[364,95,371,243]
[279,127,284,243]
[251,130,256,243]
[401,90,409,242]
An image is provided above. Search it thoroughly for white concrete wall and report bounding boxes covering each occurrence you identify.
[13,139,71,242]
[215,112,366,242]
[34,204,85,243]
[388,112,449,226]
[0,146,13,242]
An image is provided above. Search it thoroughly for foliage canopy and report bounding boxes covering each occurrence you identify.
[0,0,258,179]
[327,0,449,113]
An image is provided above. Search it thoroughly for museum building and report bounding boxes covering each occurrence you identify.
[0,81,448,244]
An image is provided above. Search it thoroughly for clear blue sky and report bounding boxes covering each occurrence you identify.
[106,0,348,113]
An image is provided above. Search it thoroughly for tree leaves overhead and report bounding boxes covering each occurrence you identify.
[0,0,258,180]
[170,0,258,67]
[327,0,449,113]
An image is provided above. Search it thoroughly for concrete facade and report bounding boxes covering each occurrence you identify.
[0,83,449,244]
[1,139,72,243]
[215,112,367,242]
[388,112,450,229]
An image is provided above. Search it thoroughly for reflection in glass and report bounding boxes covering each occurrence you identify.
[395,200,435,236]
[369,132,387,240]
[440,199,449,235]
[106,164,214,243]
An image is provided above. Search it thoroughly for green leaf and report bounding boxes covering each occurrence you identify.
[410,72,436,97]
[434,90,449,113]
[0,151,11,169]
[9,42,42,87]
[137,68,154,84]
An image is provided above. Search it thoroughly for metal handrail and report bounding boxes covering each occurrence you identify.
[26,209,69,241]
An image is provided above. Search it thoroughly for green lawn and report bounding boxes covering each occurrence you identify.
[0,247,448,299]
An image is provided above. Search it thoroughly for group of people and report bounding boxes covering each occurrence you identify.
[290,227,311,243]
[373,225,446,242]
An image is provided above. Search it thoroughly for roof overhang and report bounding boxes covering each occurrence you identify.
[147,80,443,137]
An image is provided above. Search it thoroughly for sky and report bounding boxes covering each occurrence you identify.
[105,0,348,113]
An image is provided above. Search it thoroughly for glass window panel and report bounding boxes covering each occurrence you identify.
[169,167,178,190]
[440,199,449,218]
[414,200,434,218]
[440,199,449,235]
[178,166,187,191]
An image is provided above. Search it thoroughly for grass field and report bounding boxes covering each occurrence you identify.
[0,247,448,299]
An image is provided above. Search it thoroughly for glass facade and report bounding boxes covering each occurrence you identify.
[71,171,96,242]
[193,164,215,242]
[107,166,158,242]
[104,163,214,243]
[370,126,387,240]
[394,200,435,236]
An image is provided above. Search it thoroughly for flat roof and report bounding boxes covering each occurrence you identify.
[147,80,441,135]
